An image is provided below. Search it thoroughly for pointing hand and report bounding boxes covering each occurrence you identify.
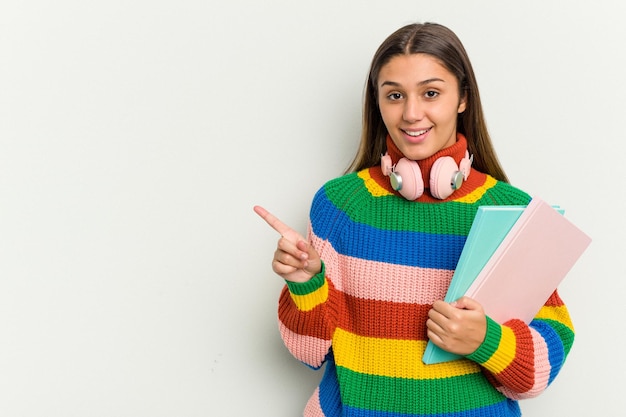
[253,206,322,283]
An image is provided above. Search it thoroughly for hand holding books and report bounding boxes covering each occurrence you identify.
[423,197,591,365]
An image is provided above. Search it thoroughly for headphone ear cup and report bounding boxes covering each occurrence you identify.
[394,158,424,200]
[430,156,458,200]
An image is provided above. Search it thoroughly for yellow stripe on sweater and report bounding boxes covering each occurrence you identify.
[535,305,574,332]
[290,280,329,312]
[482,326,516,373]
[333,328,480,379]
[359,169,498,202]
[358,170,393,197]
[454,175,497,203]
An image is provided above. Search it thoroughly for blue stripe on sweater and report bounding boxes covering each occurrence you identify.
[531,319,565,384]
[318,354,521,417]
[341,401,521,417]
[318,353,343,416]
[311,192,465,269]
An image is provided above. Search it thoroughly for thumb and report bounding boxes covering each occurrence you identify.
[297,240,319,258]
[451,296,483,311]
[296,240,322,275]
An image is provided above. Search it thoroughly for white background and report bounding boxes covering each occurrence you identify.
[1,1,624,416]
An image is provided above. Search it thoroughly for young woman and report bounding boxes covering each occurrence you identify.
[254,22,573,417]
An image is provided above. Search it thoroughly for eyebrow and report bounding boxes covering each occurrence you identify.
[379,78,446,88]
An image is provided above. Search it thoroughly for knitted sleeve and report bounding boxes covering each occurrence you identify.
[276,182,349,370]
[466,290,575,399]
[277,263,337,369]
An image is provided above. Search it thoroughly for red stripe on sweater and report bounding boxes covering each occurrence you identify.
[492,319,536,393]
[337,293,431,341]
[278,285,335,341]
[279,283,432,342]
[544,290,565,308]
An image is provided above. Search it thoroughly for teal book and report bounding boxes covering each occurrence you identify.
[422,204,564,365]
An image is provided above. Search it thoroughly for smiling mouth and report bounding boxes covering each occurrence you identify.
[403,127,431,137]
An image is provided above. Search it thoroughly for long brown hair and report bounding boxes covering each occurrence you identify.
[346,22,509,183]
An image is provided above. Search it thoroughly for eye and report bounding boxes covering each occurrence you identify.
[425,90,439,99]
[386,92,403,101]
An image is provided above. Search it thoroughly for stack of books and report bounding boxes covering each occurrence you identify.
[422,197,591,365]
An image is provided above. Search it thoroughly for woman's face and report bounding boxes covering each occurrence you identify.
[377,53,466,161]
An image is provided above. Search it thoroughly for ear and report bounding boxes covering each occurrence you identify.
[458,92,468,114]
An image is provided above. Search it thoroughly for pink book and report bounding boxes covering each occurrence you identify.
[464,197,591,324]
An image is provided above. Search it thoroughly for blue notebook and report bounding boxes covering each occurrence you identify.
[422,204,564,365]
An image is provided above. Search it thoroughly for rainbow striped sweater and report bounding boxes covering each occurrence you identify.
[278,137,575,416]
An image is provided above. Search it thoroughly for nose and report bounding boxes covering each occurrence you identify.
[403,98,423,123]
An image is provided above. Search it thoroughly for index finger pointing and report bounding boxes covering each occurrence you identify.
[253,205,294,237]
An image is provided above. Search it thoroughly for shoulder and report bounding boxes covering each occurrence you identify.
[309,168,396,235]
[447,168,531,206]
[479,174,533,205]
[310,171,370,217]
[307,172,369,243]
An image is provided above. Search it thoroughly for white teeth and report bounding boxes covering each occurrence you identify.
[405,129,429,137]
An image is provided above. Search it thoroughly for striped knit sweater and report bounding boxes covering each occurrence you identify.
[278,135,575,416]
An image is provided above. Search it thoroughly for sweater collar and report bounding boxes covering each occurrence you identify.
[385,133,469,189]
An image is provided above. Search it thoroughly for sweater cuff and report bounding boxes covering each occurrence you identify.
[466,316,501,364]
[466,316,517,374]
[284,262,327,312]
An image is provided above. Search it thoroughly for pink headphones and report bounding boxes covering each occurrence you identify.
[381,151,473,200]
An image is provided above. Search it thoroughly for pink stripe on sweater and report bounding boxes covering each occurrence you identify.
[279,322,331,369]
[310,233,453,304]
[497,327,551,399]
[304,387,324,416]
